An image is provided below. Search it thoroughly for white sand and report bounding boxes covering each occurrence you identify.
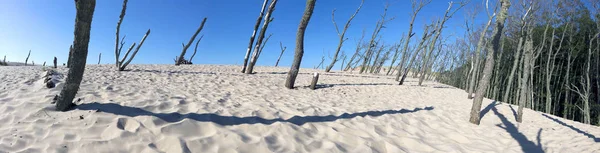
[0,65,599,153]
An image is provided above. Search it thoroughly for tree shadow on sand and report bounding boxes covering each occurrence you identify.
[313,83,395,89]
[130,69,217,75]
[541,114,600,142]
[491,105,545,153]
[76,102,434,126]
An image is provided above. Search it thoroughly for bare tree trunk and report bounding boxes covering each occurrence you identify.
[325,0,363,72]
[360,4,391,74]
[387,42,402,75]
[177,18,207,66]
[55,0,95,111]
[242,0,270,73]
[399,26,433,85]
[275,42,286,67]
[503,28,525,103]
[517,29,534,123]
[25,50,31,66]
[395,0,431,80]
[119,29,150,71]
[247,0,278,74]
[53,57,57,68]
[469,0,510,125]
[115,0,127,68]
[344,30,366,71]
[285,0,316,89]
[189,35,203,63]
[98,53,101,64]
[468,12,495,99]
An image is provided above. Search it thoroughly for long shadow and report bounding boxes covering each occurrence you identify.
[541,114,600,142]
[76,102,434,126]
[314,83,395,89]
[258,72,394,79]
[479,101,498,119]
[130,69,217,75]
[509,105,518,121]
[492,106,545,153]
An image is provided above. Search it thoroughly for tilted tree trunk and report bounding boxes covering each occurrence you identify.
[360,5,391,74]
[387,42,403,75]
[502,20,527,104]
[399,26,434,85]
[275,42,286,67]
[119,29,150,71]
[468,11,495,99]
[246,0,279,74]
[189,35,203,63]
[98,53,101,64]
[55,0,95,111]
[284,0,316,89]
[325,0,363,72]
[242,0,270,73]
[468,0,510,125]
[344,30,366,71]
[395,0,431,80]
[545,24,568,114]
[25,50,31,66]
[177,18,207,66]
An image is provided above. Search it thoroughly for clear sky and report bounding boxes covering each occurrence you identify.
[0,0,479,69]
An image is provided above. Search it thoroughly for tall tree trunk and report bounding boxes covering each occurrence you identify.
[395,0,430,80]
[517,30,533,123]
[325,0,363,72]
[55,0,95,111]
[98,53,101,64]
[115,0,127,68]
[503,32,525,103]
[468,15,494,99]
[242,0,270,73]
[468,0,510,125]
[284,0,316,89]
[246,0,278,74]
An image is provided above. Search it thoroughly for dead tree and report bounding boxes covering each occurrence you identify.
[399,25,435,85]
[386,40,403,75]
[98,53,101,64]
[285,0,316,89]
[114,0,127,68]
[360,4,393,74]
[25,50,31,66]
[43,61,46,67]
[114,0,152,70]
[418,1,466,86]
[55,0,95,111]
[242,0,270,73]
[468,1,496,99]
[275,42,286,67]
[545,23,569,113]
[469,0,510,125]
[246,0,278,74]
[68,45,73,68]
[395,0,431,80]
[344,29,366,71]
[176,18,207,66]
[324,0,363,72]
[189,35,203,63]
[119,29,151,71]
[503,4,531,104]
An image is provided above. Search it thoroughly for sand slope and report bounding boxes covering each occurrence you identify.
[0,65,598,153]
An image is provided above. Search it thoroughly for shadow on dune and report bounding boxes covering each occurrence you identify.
[313,83,395,89]
[491,106,545,153]
[130,69,217,75]
[76,102,433,126]
[258,72,394,79]
[479,101,499,119]
[542,114,600,142]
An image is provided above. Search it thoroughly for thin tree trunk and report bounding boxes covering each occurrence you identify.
[395,0,431,80]
[189,35,203,63]
[25,50,31,66]
[115,0,127,68]
[247,0,278,74]
[517,29,533,123]
[325,0,363,72]
[242,0,270,73]
[469,0,510,125]
[275,42,286,67]
[98,53,101,64]
[468,15,494,99]
[55,0,95,111]
[120,29,150,71]
[284,0,316,89]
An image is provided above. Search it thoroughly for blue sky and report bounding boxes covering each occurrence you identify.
[0,0,482,69]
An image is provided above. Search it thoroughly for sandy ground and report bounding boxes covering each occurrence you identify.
[0,65,599,153]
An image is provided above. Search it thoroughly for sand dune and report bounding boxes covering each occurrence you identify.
[0,65,598,153]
